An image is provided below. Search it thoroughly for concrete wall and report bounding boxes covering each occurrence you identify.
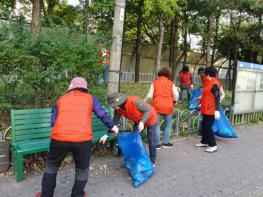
[121,42,228,77]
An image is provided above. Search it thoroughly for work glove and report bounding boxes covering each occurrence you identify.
[214,111,220,120]
[138,121,144,132]
[99,134,108,144]
[111,125,119,135]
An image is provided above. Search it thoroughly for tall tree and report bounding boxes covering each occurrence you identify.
[31,0,42,36]
[135,0,143,83]
[144,0,179,77]
[84,0,90,41]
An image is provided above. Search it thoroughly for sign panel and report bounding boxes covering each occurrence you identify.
[233,61,263,114]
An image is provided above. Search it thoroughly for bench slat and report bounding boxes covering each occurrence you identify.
[13,117,51,125]
[92,124,108,129]
[15,132,51,141]
[14,127,51,136]
[12,108,52,115]
[13,113,52,121]
[14,138,51,153]
[13,123,51,131]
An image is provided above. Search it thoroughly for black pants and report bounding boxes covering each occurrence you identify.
[41,139,92,197]
[201,115,216,147]
[134,123,157,164]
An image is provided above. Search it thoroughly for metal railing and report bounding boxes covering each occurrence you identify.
[120,72,154,83]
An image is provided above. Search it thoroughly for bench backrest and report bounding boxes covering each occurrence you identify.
[11,108,52,144]
[11,107,114,144]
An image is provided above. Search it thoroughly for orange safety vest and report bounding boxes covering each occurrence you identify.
[180,71,192,88]
[153,76,174,114]
[201,77,221,115]
[51,90,93,142]
[117,96,158,126]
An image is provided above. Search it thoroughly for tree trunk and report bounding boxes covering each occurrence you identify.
[231,46,238,105]
[211,13,220,66]
[31,0,42,36]
[183,9,188,66]
[135,0,143,83]
[171,13,180,81]
[259,13,262,64]
[206,14,212,67]
[169,19,175,68]
[155,12,165,77]
[84,0,90,42]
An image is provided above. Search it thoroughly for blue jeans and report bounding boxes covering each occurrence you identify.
[155,113,173,145]
[179,84,191,102]
[95,66,109,87]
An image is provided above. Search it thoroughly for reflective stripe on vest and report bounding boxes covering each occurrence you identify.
[201,78,221,115]
[117,96,158,126]
[51,91,93,142]
[153,77,174,114]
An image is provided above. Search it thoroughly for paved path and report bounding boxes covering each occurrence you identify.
[1,124,263,197]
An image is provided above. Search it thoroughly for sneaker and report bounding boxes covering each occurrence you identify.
[156,144,162,150]
[35,192,41,197]
[162,143,173,148]
[195,143,208,147]
[205,146,217,153]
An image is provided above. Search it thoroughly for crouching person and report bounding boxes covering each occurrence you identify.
[36,77,118,197]
[106,93,158,166]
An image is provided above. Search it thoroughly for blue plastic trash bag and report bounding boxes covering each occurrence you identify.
[188,87,202,110]
[212,109,238,138]
[118,131,155,188]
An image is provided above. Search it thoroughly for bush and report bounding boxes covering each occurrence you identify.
[0,21,109,124]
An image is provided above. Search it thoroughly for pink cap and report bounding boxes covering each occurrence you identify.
[69,77,88,90]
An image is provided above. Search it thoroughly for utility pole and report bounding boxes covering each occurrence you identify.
[108,0,126,95]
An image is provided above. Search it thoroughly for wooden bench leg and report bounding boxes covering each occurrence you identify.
[16,153,23,182]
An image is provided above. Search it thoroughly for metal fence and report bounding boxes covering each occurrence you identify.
[120,72,229,90]
[120,72,154,83]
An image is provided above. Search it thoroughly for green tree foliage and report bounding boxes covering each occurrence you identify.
[43,2,83,30]
[0,0,16,18]
[0,22,107,108]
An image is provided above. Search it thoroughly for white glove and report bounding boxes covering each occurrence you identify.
[138,122,144,132]
[99,134,108,144]
[191,84,194,89]
[214,111,220,120]
[111,125,119,135]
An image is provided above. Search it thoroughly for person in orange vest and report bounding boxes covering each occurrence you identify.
[144,67,179,149]
[198,66,225,102]
[179,65,193,102]
[107,93,158,165]
[96,42,110,87]
[196,67,225,138]
[36,77,119,197]
[195,66,221,153]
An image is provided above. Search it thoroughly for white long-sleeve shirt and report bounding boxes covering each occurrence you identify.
[145,83,179,102]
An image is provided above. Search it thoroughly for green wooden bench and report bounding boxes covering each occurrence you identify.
[11,107,117,182]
